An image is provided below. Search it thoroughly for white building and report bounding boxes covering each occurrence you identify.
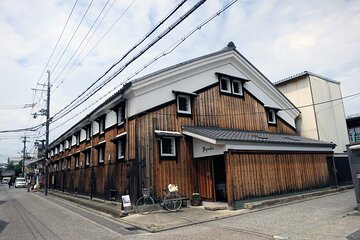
[275,71,349,156]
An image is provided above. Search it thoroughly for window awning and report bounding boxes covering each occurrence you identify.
[155,130,182,138]
[110,132,127,142]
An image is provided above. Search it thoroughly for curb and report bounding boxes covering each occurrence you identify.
[244,185,353,210]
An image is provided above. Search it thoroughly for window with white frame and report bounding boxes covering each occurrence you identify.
[50,149,54,157]
[75,155,79,168]
[65,140,69,149]
[60,143,64,152]
[55,147,58,155]
[267,109,276,124]
[220,77,231,93]
[98,145,105,163]
[232,79,243,96]
[160,137,176,157]
[117,105,125,125]
[117,138,126,161]
[177,95,191,115]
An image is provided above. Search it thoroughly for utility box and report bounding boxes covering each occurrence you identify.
[347,144,360,210]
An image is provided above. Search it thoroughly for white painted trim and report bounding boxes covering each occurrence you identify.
[182,130,217,144]
[155,130,182,136]
[115,132,127,138]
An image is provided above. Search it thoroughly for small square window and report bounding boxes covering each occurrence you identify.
[177,95,191,115]
[220,77,231,93]
[232,80,243,96]
[268,109,276,124]
[117,139,126,160]
[160,137,176,157]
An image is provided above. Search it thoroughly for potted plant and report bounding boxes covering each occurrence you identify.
[191,193,202,206]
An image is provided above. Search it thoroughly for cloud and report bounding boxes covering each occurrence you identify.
[0,0,359,162]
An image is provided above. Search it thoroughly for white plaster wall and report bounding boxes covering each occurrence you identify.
[126,52,298,128]
[193,138,225,158]
[276,76,318,139]
[80,129,86,142]
[105,110,117,129]
[92,121,99,135]
[311,76,349,153]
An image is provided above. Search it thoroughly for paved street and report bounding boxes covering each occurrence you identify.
[0,184,144,239]
[1,184,359,240]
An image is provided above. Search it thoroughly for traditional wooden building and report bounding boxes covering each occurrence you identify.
[48,42,335,208]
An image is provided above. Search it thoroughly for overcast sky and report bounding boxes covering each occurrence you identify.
[0,0,359,163]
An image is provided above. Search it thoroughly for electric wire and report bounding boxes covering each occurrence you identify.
[50,0,94,75]
[51,0,207,123]
[35,0,79,88]
[52,0,188,119]
[52,0,123,92]
[50,0,238,127]
[51,0,112,85]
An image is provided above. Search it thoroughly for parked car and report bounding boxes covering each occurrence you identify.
[1,177,11,184]
[15,177,26,188]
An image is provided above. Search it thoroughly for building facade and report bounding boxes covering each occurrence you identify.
[275,71,351,185]
[347,114,360,144]
[48,43,335,208]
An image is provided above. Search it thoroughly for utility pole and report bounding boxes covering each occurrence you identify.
[44,70,51,196]
[22,136,28,177]
[32,71,51,196]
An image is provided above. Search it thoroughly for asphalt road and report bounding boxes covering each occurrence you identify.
[1,184,359,240]
[0,184,144,239]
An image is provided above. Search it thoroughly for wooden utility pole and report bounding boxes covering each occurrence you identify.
[44,70,50,196]
[22,136,28,177]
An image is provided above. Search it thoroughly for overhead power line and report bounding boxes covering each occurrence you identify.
[51,0,112,85]
[52,0,199,122]
[51,0,238,126]
[34,0,79,88]
[53,0,135,93]
[0,124,43,134]
[50,0,94,75]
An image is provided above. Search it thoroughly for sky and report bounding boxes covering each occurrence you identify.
[0,0,359,163]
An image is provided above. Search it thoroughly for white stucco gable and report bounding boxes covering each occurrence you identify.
[123,42,299,128]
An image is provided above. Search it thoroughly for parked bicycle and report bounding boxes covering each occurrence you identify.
[136,184,182,215]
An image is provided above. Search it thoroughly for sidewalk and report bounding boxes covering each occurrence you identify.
[46,185,354,233]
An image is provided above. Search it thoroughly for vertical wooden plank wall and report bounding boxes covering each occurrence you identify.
[226,152,330,203]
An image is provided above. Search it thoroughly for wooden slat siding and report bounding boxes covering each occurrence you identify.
[226,152,330,202]
[50,84,296,200]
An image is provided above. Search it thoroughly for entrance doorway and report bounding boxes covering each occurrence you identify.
[213,156,227,201]
[197,155,227,202]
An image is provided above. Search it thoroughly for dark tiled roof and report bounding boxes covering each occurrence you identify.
[182,126,335,147]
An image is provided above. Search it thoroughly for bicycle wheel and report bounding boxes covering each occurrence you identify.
[136,196,155,215]
[164,191,182,212]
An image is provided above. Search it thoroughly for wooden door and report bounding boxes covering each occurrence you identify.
[197,159,214,200]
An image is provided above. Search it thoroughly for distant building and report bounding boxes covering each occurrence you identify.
[347,114,360,144]
[275,71,351,185]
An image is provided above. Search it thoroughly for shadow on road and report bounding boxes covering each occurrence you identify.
[0,220,9,233]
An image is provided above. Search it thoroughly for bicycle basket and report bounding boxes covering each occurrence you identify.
[142,188,151,197]
[168,184,178,193]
